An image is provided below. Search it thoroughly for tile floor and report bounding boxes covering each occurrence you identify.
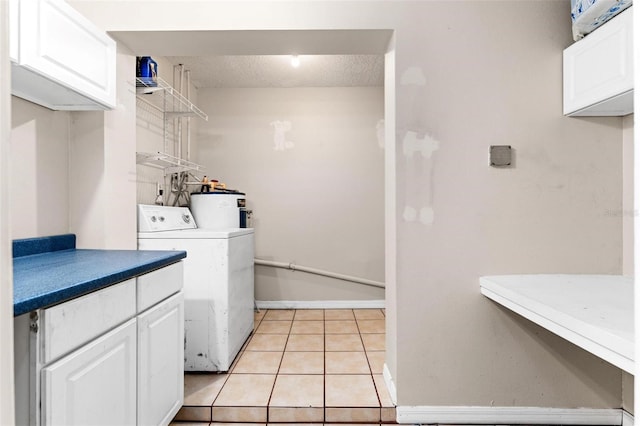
[171,308,396,424]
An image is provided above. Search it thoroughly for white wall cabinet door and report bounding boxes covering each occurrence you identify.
[563,7,633,116]
[41,319,137,426]
[137,292,184,426]
[11,0,116,110]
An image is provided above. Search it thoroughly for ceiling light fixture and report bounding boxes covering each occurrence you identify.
[290,55,300,68]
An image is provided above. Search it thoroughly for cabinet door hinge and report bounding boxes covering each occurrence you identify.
[29,311,39,333]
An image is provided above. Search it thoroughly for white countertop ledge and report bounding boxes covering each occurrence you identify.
[480,274,633,375]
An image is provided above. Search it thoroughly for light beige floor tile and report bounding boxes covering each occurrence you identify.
[366,352,386,375]
[269,374,324,407]
[232,351,283,374]
[361,333,385,352]
[212,406,267,423]
[325,375,380,407]
[325,334,364,351]
[294,309,324,320]
[269,407,324,423]
[285,334,324,352]
[169,423,211,426]
[264,309,295,320]
[183,373,228,406]
[172,406,211,422]
[245,334,288,351]
[325,407,380,423]
[353,309,385,320]
[279,351,324,374]
[324,424,380,426]
[381,406,397,422]
[213,374,276,406]
[326,351,371,374]
[210,424,265,426]
[254,310,266,322]
[255,320,292,334]
[324,309,354,320]
[290,320,324,334]
[325,320,358,334]
[357,319,385,333]
[373,375,394,407]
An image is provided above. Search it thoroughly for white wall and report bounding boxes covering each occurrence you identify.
[69,0,627,413]
[0,1,15,423]
[10,97,69,239]
[197,87,385,301]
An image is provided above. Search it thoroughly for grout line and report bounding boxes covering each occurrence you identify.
[323,308,327,423]
[355,312,384,416]
[265,310,293,424]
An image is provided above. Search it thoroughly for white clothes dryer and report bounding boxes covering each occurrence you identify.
[137,204,254,372]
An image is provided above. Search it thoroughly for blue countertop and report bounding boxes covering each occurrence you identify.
[13,234,186,316]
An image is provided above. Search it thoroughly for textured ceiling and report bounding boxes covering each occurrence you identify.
[165,55,384,88]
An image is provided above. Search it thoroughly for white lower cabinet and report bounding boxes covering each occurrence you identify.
[42,319,137,426]
[137,293,184,426]
[15,262,185,426]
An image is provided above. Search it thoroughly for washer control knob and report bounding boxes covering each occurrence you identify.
[159,216,165,222]
[182,214,191,223]
[150,216,157,222]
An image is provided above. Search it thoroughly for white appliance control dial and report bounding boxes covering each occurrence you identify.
[182,214,191,223]
[150,216,157,222]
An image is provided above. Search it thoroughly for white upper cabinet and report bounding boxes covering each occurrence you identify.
[563,7,633,116]
[9,0,116,110]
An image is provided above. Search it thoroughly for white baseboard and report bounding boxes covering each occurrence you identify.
[382,363,397,406]
[396,406,623,425]
[255,299,385,309]
[623,410,634,426]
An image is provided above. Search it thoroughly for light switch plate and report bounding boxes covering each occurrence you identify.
[489,145,512,167]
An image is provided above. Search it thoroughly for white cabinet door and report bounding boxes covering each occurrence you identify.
[137,292,184,426]
[12,0,116,110]
[41,319,137,426]
[563,7,633,116]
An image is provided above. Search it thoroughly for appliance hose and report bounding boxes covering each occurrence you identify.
[254,258,385,289]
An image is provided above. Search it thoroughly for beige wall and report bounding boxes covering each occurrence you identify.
[392,1,623,406]
[623,114,634,276]
[10,97,70,239]
[10,47,137,248]
[622,114,633,413]
[70,0,626,411]
[196,87,385,301]
[69,46,137,249]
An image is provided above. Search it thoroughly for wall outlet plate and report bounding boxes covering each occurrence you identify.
[489,145,512,167]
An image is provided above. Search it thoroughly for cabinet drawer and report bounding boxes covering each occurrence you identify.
[137,262,183,313]
[41,279,136,364]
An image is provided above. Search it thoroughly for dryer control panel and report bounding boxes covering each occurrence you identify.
[137,204,198,232]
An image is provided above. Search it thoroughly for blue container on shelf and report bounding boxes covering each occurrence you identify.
[137,56,158,87]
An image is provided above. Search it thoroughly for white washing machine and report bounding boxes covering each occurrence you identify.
[137,204,254,372]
